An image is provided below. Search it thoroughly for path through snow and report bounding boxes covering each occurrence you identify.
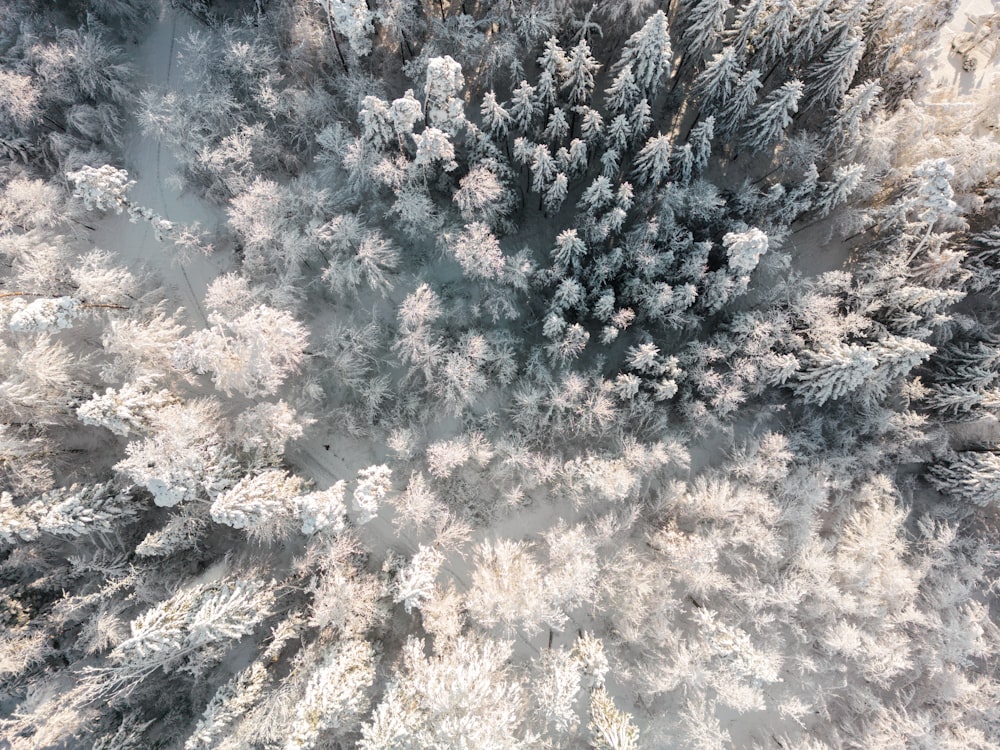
[93,2,232,329]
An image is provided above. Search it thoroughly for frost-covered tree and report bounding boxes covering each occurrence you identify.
[210,469,304,538]
[317,0,376,57]
[678,0,731,62]
[286,639,378,750]
[424,55,466,132]
[633,133,673,187]
[927,451,1000,507]
[171,305,308,398]
[740,79,803,152]
[393,544,445,613]
[115,400,234,508]
[616,10,672,96]
[77,383,175,437]
[447,222,507,280]
[588,686,640,750]
[352,464,392,524]
[359,635,526,750]
[562,39,600,106]
[100,580,275,694]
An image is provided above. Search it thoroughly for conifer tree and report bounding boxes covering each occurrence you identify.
[678,0,732,63]
[615,10,672,96]
[740,79,803,153]
[716,70,762,138]
[691,47,742,116]
[562,39,601,106]
[634,133,673,187]
[805,34,865,109]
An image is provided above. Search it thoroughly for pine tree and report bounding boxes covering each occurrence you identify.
[715,70,761,138]
[616,10,672,96]
[171,305,309,398]
[751,0,797,72]
[509,81,541,134]
[285,640,378,750]
[578,106,605,146]
[210,470,304,537]
[727,0,766,58]
[723,227,770,275]
[605,64,641,115]
[790,0,835,65]
[352,464,392,524]
[740,79,803,153]
[543,107,570,145]
[689,115,715,175]
[691,47,742,116]
[805,34,864,109]
[552,229,588,274]
[928,451,1000,506]
[544,172,569,214]
[678,0,732,62]
[633,133,673,187]
[481,91,512,138]
[447,222,507,280]
[393,544,445,613]
[588,686,640,750]
[792,342,878,405]
[317,0,376,57]
[562,39,601,106]
[829,79,882,153]
[104,580,275,694]
[812,163,866,218]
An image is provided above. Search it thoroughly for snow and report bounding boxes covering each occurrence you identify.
[923,0,1000,96]
[91,4,233,330]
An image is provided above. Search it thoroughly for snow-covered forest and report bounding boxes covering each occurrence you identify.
[1,0,1000,746]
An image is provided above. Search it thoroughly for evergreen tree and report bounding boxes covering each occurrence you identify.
[615,10,672,96]
[509,80,541,134]
[635,134,671,188]
[691,47,742,115]
[928,451,1000,506]
[751,0,797,71]
[715,70,762,138]
[605,64,641,115]
[740,79,803,153]
[728,0,767,58]
[805,34,865,109]
[562,39,601,106]
[481,91,512,138]
[678,0,732,62]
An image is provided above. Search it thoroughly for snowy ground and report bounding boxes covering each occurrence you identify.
[92,3,233,330]
[924,0,1000,97]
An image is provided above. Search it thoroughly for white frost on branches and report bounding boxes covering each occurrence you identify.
[316,0,375,56]
[393,544,445,613]
[286,639,378,750]
[8,297,81,332]
[210,469,304,532]
[298,481,348,535]
[722,227,769,275]
[171,305,309,398]
[424,55,465,132]
[77,383,176,436]
[67,164,133,213]
[352,464,392,524]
